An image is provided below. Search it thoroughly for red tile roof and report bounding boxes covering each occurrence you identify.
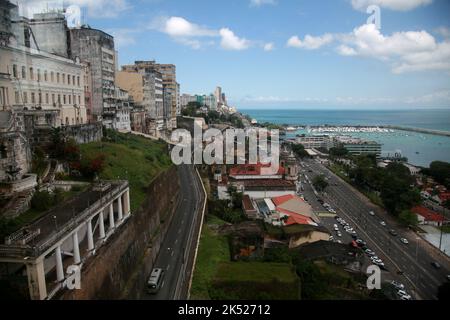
[439,193,450,202]
[412,206,446,222]
[229,163,285,177]
[242,195,256,212]
[272,194,295,206]
[285,214,313,226]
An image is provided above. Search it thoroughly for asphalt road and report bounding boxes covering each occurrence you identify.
[299,158,450,300]
[143,164,204,300]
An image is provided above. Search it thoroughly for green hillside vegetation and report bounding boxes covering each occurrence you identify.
[79,131,172,211]
[210,262,300,300]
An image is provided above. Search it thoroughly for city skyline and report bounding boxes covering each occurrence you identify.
[15,0,450,109]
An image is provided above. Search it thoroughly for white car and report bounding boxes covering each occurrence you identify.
[400,238,409,245]
[337,232,342,237]
[400,295,412,300]
[369,211,375,216]
[391,281,405,290]
[380,221,387,227]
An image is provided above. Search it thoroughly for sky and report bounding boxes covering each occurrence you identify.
[16,0,450,109]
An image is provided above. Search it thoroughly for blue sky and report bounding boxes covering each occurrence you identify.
[19,0,450,109]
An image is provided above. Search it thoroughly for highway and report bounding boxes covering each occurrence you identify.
[143,164,204,300]
[300,158,450,300]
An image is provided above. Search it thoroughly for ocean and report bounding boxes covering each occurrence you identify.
[240,108,450,167]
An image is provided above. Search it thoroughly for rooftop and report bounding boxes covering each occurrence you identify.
[229,163,285,177]
[412,206,446,222]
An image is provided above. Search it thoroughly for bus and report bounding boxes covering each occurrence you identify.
[147,268,164,294]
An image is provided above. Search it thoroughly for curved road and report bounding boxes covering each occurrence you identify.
[143,164,204,300]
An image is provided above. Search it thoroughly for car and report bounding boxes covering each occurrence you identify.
[389,229,398,236]
[391,281,405,290]
[351,234,358,240]
[329,236,334,241]
[400,238,409,244]
[337,232,342,237]
[333,224,338,228]
[400,295,412,300]
[431,262,441,269]
[369,211,375,216]
[336,240,343,244]
[397,290,408,296]
[380,221,387,227]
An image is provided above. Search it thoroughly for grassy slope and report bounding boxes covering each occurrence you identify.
[79,133,172,211]
[211,262,300,300]
[190,215,230,300]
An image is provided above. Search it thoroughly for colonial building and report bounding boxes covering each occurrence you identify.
[69,27,116,122]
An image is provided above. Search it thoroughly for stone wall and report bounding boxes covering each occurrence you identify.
[61,122,102,144]
[59,165,180,299]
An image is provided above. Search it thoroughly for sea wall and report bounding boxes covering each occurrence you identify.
[59,165,180,300]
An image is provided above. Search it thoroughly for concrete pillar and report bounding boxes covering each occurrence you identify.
[125,190,131,217]
[55,246,64,282]
[72,231,81,264]
[117,195,123,221]
[99,211,105,239]
[26,259,47,300]
[109,203,115,231]
[87,219,94,251]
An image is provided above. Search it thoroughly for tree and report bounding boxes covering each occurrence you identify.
[398,210,419,227]
[329,146,348,158]
[227,185,243,209]
[426,161,450,188]
[291,144,309,158]
[380,164,420,216]
[313,174,329,192]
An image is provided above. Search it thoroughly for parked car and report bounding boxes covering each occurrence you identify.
[389,229,398,236]
[380,221,387,227]
[431,262,441,269]
[400,238,409,244]
[369,211,375,216]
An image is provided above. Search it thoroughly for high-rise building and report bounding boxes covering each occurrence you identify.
[69,27,116,121]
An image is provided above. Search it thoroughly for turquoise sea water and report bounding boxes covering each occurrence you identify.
[241,108,450,167]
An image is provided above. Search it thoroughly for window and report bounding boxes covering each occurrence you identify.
[52,94,55,104]
[15,91,19,103]
[57,94,61,104]
[44,71,48,82]
[13,65,17,78]
[68,95,71,104]
[37,69,41,81]
[51,71,54,82]
[77,76,80,87]
[38,92,42,104]
[78,95,81,105]
[31,92,35,103]
[22,66,26,79]
[45,93,49,104]
[29,67,33,80]
[68,74,71,85]
[62,74,65,84]
[57,73,60,83]
[23,92,27,103]
[65,117,69,125]
[0,144,6,159]
[72,75,75,86]
[63,95,66,104]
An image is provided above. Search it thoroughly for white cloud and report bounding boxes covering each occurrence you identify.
[435,27,450,39]
[219,28,251,51]
[163,16,217,38]
[287,34,333,50]
[17,0,130,18]
[250,0,277,7]
[337,23,450,73]
[351,0,432,11]
[263,42,275,51]
[150,16,256,51]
